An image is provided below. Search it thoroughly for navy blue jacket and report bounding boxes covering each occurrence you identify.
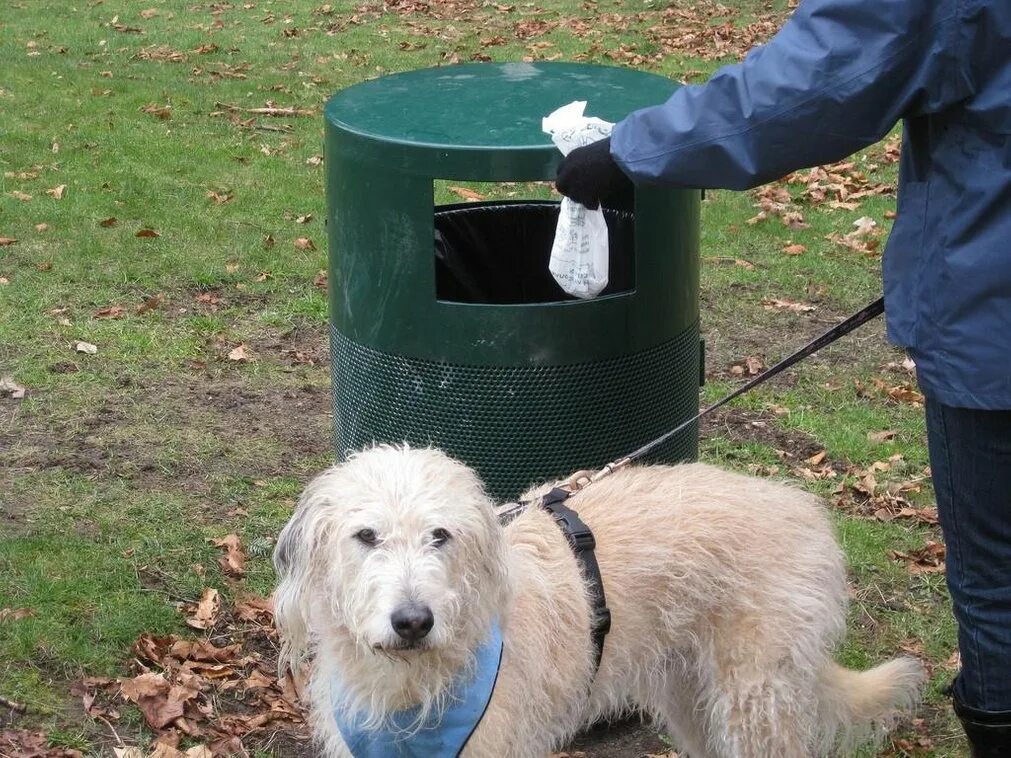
[612,0,1011,410]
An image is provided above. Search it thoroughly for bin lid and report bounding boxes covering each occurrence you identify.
[324,62,678,181]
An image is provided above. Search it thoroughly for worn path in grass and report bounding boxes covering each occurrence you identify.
[1,0,963,755]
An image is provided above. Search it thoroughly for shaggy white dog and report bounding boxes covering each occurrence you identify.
[273,445,923,757]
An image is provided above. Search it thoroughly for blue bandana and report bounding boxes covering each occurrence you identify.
[331,621,504,758]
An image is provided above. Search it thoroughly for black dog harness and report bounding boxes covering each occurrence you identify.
[499,486,611,674]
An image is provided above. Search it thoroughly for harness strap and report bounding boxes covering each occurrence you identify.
[539,487,611,674]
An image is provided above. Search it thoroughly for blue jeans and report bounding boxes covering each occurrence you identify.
[926,401,1011,713]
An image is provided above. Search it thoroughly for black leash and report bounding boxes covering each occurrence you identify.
[497,296,885,675]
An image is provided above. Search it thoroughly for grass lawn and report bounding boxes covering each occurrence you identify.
[1,0,964,755]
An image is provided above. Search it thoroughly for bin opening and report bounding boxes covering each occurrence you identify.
[435,201,635,304]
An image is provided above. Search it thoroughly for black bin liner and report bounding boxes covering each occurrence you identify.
[435,201,635,304]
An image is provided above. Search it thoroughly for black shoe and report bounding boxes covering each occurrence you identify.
[953,695,1011,757]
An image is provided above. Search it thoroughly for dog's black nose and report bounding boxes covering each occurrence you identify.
[390,603,435,642]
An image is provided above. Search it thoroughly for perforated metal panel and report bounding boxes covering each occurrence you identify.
[330,324,700,501]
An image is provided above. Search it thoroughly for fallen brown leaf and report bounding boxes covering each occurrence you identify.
[761,298,817,313]
[136,228,161,238]
[0,606,35,622]
[448,186,486,202]
[825,226,881,255]
[134,45,187,62]
[170,637,241,662]
[137,294,165,314]
[0,730,82,757]
[141,103,172,120]
[4,168,41,180]
[890,540,946,574]
[119,672,196,729]
[46,184,67,199]
[781,211,808,229]
[94,305,126,320]
[227,344,251,363]
[729,355,765,377]
[99,217,118,227]
[943,649,961,671]
[0,237,17,246]
[805,450,827,466]
[210,534,246,576]
[887,384,925,406]
[185,587,221,630]
[868,430,896,444]
[892,507,939,525]
[9,191,32,201]
[294,237,315,250]
[704,256,755,270]
[855,471,878,497]
[146,745,214,758]
[197,290,224,307]
[234,595,273,625]
[215,101,314,117]
[781,243,806,256]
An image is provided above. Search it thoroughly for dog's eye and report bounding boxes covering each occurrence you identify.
[354,528,378,546]
[431,528,451,547]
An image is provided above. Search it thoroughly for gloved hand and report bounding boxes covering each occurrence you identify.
[555,137,634,210]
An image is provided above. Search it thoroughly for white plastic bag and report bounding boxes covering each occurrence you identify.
[542,101,614,299]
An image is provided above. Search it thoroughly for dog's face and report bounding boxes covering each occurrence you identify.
[273,446,507,665]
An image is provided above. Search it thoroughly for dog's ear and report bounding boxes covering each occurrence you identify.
[273,469,336,677]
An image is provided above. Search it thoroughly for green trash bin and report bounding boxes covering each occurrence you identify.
[325,62,701,501]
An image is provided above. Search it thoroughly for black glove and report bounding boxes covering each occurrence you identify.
[555,137,634,210]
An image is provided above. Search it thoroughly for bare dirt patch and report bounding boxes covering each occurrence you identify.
[701,406,825,462]
[566,715,668,756]
[244,321,330,369]
[701,291,896,382]
[1,374,332,526]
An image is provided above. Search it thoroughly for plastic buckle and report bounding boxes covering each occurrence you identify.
[541,491,595,551]
[567,524,596,552]
[552,512,595,552]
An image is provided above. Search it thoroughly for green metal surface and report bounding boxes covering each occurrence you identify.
[326,175,700,364]
[325,62,680,181]
[324,62,702,499]
[331,323,701,501]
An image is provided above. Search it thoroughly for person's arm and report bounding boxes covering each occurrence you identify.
[608,0,971,191]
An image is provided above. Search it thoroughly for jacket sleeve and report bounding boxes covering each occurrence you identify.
[611,0,971,190]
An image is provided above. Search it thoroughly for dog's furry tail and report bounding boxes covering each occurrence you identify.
[816,657,925,751]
